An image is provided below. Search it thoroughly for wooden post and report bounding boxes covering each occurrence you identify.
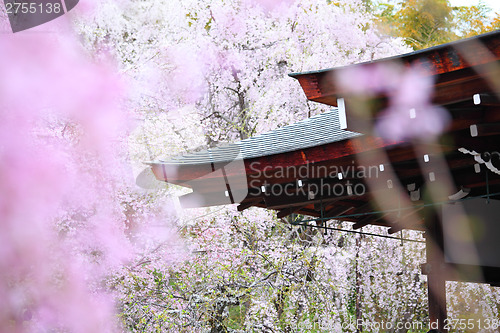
[424,209,448,333]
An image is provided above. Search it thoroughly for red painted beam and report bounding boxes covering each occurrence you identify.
[151,136,400,185]
[291,31,500,106]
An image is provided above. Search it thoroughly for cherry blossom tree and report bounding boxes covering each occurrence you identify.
[3,0,499,332]
[74,1,437,331]
[0,6,180,332]
[0,30,124,332]
[78,0,408,145]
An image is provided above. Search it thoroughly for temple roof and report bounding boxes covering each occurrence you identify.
[154,109,361,165]
[149,30,500,239]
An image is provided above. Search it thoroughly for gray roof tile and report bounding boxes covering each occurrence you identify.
[156,108,361,165]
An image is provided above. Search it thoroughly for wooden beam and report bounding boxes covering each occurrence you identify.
[323,205,355,220]
[422,263,500,285]
[352,214,384,229]
[263,184,365,210]
[277,206,305,218]
[424,209,448,333]
[472,93,500,106]
[433,75,491,106]
[388,217,425,234]
[152,136,396,186]
[291,31,500,108]
[470,122,500,137]
[237,197,263,212]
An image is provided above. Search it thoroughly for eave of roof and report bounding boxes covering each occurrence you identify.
[289,30,500,109]
[150,109,362,166]
[288,29,500,78]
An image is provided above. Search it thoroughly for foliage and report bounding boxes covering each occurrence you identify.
[397,0,454,49]
[374,0,500,49]
[113,207,429,332]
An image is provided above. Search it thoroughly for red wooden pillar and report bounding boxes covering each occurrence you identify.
[424,210,448,333]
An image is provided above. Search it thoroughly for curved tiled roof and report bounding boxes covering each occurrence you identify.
[155,109,361,165]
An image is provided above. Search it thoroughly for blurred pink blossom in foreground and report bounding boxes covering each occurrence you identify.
[336,63,450,141]
[0,30,135,332]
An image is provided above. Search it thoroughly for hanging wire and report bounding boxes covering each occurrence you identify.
[288,191,500,244]
[292,190,500,225]
[292,221,424,243]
